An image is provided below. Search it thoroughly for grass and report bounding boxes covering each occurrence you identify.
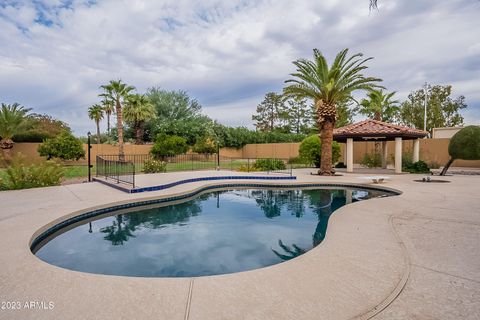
[1,159,308,186]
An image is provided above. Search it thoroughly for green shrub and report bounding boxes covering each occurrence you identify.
[38,131,85,161]
[2,156,64,190]
[448,126,480,160]
[151,134,189,158]
[287,156,304,164]
[143,159,167,173]
[237,164,259,172]
[192,137,217,154]
[299,135,340,168]
[361,152,382,168]
[441,126,480,175]
[252,158,286,171]
[403,160,431,173]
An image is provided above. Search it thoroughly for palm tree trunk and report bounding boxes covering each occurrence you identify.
[96,120,101,144]
[0,139,14,164]
[135,121,143,145]
[319,120,335,175]
[107,113,111,136]
[116,99,125,160]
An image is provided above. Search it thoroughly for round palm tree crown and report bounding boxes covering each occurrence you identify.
[284,48,383,120]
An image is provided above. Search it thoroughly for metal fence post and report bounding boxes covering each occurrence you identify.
[87,132,92,182]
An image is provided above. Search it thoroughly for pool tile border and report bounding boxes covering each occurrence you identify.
[30,182,399,253]
[93,175,298,193]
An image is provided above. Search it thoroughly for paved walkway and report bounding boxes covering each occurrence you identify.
[0,170,478,319]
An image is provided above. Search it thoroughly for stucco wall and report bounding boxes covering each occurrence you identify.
[6,138,480,168]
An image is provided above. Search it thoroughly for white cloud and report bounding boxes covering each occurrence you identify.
[0,0,479,135]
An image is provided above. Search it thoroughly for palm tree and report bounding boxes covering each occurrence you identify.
[100,97,115,138]
[357,90,400,168]
[88,104,104,144]
[357,90,399,122]
[0,103,31,162]
[99,80,135,158]
[124,94,156,144]
[284,48,382,175]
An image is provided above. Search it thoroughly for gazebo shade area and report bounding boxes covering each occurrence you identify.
[333,119,429,173]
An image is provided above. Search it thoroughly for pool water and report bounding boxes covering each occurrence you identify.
[34,187,392,277]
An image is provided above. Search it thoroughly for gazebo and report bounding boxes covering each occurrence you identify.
[333,119,429,173]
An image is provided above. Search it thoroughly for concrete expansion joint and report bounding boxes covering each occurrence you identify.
[351,214,411,320]
[184,278,194,320]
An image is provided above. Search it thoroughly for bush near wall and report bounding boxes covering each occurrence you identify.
[1,155,64,190]
[299,135,341,168]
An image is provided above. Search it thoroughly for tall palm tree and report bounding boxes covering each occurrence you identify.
[0,103,31,162]
[284,48,382,175]
[124,94,156,144]
[99,80,135,158]
[357,90,399,122]
[100,97,115,138]
[357,90,400,168]
[88,104,104,144]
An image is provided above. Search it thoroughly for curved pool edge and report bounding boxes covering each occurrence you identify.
[1,174,421,320]
[29,181,401,253]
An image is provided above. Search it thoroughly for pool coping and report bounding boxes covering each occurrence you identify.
[4,170,476,320]
[29,182,401,253]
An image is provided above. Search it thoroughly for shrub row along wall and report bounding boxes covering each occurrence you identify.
[7,139,480,168]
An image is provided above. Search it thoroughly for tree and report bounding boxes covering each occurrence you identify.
[13,113,70,142]
[100,80,135,158]
[440,126,480,175]
[0,103,32,162]
[150,134,189,159]
[146,88,210,144]
[101,98,115,138]
[400,84,467,133]
[88,104,104,144]
[124,94,156,144]
[38,131,85,161]
[357,90,399,122]
[281,97,314,134]
[356,89,400,168]
[192,136,217,154]
[284,48,382,175]
[299,135,341,168]
[252,92,284,132]
[334,101,355,128]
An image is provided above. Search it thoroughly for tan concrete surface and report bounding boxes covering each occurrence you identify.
[0,170,479,320]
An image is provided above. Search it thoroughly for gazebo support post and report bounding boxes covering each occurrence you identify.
[395,137,402,173]
[413,139,420,163]
[346,138,353,173]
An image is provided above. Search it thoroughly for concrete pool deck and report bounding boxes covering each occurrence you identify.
[0,170,479,319]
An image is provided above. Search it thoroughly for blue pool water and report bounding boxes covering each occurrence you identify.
[34,187,393,277]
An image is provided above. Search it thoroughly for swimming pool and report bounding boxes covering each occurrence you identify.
[32,186,395,277]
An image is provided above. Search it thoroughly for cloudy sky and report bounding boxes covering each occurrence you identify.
[1,0,479,134]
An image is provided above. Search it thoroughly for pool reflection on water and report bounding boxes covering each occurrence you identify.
[34,188,392,277]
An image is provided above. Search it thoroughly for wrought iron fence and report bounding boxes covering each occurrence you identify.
[95,153,311,187]
[96,155,136,187]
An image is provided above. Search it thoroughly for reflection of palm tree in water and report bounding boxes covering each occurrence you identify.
[100,214,135,246]
[99,198,203,246]
[271,189,346,261]
[272,240,306,260]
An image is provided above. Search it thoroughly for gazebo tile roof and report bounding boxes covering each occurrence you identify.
[333,119,428,140]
